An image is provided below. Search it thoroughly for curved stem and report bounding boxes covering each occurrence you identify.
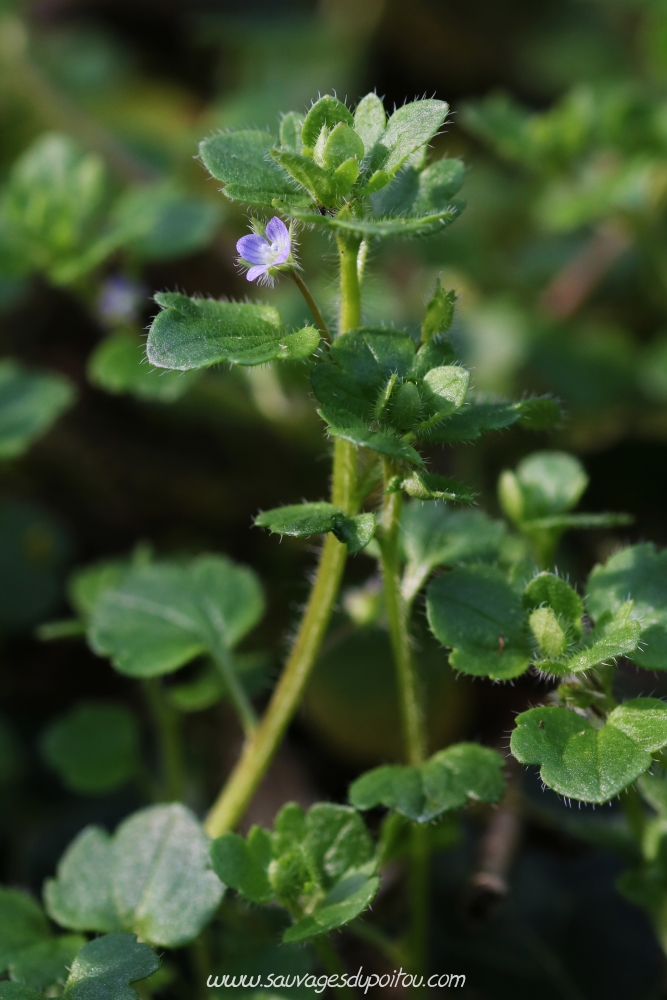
[204,241,361,837]
[143,678,186,802]
[290,270,331,343]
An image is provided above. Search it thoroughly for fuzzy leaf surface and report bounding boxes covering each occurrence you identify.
[349,743,505,822]
[587,543,667,671]
[370,99,449,176]
[427,565,531,679]
[44,827,121,934]
[391,471,475,503]
[511,701,667,803]
[147,293,319,370]
[63,934,159,1000]
[198,130,302,205]
[423,398,562,442]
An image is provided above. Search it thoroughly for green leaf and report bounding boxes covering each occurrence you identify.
[423,398,562,443]
[112,183,220,262]
[254,502,375,554]
[166,653,267,713]
[147,292,319,371]
[427,565,532,679]
[521,512,633,532]
[330,328,416,386]
[9,936,85,992]
[523,572,584,636]
[536,604,641,675]
[68,555,138,618]
[322,123,365,170]
[0,359,75,459]
[370,99,449,176]
[409,338,456,378]
[112,804,223,947]
[283,875,380,944]
[89,554,264,678]
[210,827,274,904]
[198,130,303,206]
[511,701,667,803]
[2,134,116,284]
[211,801,378,943]
[63,934,159,1000]
[301,95,354,150]
[390,470,475,503]
[353,93,386,154]
[587,543,667,671]
[0,890,50,973]
[318,407,424,466]
[419,365,469,423]
[349,743,505,822]
[421,281,456,342]
[40,702,141,794]
[279,112,305,153]
[270,151,335,205]
[290,203,463,239]
[371,159,465,218]
[502,451,589,525]
[44,827,121,934]
[88,330,200,402]
[401,503,507,602]
[0,985,42,1000]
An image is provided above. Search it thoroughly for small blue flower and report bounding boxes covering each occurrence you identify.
[236,216,292,285]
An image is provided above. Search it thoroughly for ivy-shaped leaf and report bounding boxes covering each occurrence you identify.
[349,743,505,822]
[88,554,264,678]
[427,565,532,679]
[210,802,379,944]
[147,293,319,371]
[0,360,75,459]
[587,543,667,671]
[63,934,159,1000]
[511,700,667,803]
[46,805,223,948]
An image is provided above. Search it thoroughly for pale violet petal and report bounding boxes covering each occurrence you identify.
[265,216,291,264]
[237,234,272,265]
[246,264,268,282]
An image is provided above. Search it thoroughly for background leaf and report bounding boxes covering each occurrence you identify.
[0,360,75,459]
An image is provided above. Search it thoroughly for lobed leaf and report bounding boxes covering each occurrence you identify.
[210,827,273,904]
[254,502,375,554]
[318,406,424,465]
[390,470,475,503]
[587,543,667,671]
[427,565,532,679]
[63,934,159,1000]
[349,743,505,822]
[44,827,121,934]
[423,397,562,443]
[199,130,303,205]
[88,554,264,678]
[290,203,463,239]
[370,99,449,176]
[511,700,667,803]
[147,292,319,371]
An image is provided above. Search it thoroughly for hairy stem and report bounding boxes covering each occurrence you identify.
[378,460,428,766]
[143,678,186,802]
[337,234,362,332]
[290,270,331,343]
[203,242,361,837]
[210,642,258,737]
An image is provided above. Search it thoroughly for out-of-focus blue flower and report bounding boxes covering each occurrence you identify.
[97,275,144,325]
[236,217,292,285]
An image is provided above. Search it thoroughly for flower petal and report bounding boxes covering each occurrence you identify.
[237,234,272,265]
[265,216,291,264]
[246,264,269,282]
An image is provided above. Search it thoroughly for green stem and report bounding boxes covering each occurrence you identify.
[143,678,186,802]
[290,270,331,343]
[349,918,405,967]
[203,242,361,838]
[210,641,258,737]
[378,460,428,766]
[337,235,362,332]
[312,936,354,998]
[408,824,430,975]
